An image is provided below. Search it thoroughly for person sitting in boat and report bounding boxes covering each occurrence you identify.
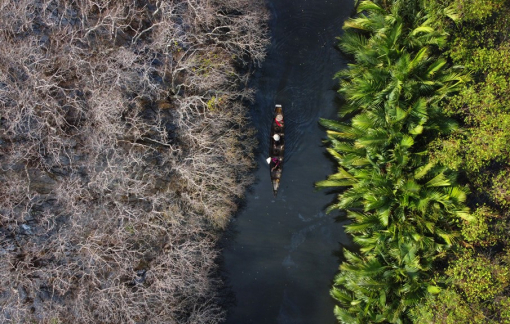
[266,156,281,171]
[270,157,281,171]
[275,114,283,127]
[273,134,281,146]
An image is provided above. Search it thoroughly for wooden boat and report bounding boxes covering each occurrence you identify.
[268,104,284,196]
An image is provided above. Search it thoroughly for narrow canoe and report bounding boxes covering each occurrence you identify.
[269,104,284,196]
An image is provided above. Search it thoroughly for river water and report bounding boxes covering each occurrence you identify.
[221,0,354,323]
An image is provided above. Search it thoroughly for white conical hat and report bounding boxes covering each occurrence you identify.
[276,114,283,121]
[273,134,280,141]
[266,157,271,164]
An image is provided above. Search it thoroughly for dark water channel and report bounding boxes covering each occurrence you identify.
[221,0,354,323]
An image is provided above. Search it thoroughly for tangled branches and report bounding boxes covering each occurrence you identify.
[0,0,268,323]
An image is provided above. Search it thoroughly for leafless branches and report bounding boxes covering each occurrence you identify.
[0,0,268,323]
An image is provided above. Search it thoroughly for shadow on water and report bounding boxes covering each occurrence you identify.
[220,0,355,323]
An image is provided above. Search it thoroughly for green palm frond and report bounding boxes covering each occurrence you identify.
[426,189,450,207]
[339,32,369,55]
[428,115,459,134]
[337,189,365,210]
[356,129,390,148]
[325,202,343,214]
[402,179,421,194]
[435,228,459,246]
[386,79,403,105]
[438,71,470,87]
[334,305,360,324]
[331,287,354,304]
[329,166,356,180]
[400,135,414,148]
[346,155,372,166]
[353,236,378,251]
[342,249,364,265]
[443,5,461,23]
[327,129,358,140]
[326,147,343,162]
[345,217,381,234]
[408,46,429,71]
[410,26,434,37]
[364,194,391,214]
[455,207,474,222]
[387,20,403,48]
[447,185,467,203]
[316,179,357,188]
[408,124,424,135]
[401,289,425,307]
[331,140,358,154]
[413,161,434,179]
[409,97,428,117]
[352,113,377,131]
[344,257,385,277]
[396,105,410,123]
[346,210,370,221]
[357,0,384,14]
[344,16,374,31]
[425,172,450,187]
[425,58,446,77]
[320,118,352,132]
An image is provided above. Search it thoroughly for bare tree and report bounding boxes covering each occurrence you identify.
[0,0,269,323]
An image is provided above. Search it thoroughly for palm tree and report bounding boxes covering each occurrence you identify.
[319,121,468,323]
[331,238,432,323]
[318,1,471,323]
[336,0,468,120]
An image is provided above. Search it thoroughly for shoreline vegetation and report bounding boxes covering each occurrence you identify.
[0,0,268,323]
[319,0,510,323]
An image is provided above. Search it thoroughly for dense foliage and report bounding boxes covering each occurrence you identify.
[411,0,510,322]
[321,0,510,323]
[315,0,493,322]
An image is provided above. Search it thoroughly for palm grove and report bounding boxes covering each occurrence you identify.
[318,0,510,323]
